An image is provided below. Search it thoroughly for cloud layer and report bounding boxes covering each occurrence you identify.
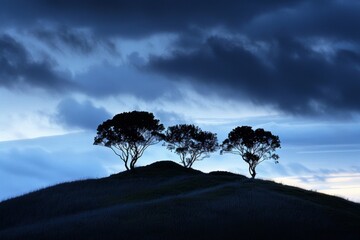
[1,0,360,117]
[148,35,360,115]
[0,0,298,37]
[0,34,72,92]
[54,98,111,130]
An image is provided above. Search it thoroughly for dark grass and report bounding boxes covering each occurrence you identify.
[0,160,359,240]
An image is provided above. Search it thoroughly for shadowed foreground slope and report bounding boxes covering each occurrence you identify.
[0,161,359,240]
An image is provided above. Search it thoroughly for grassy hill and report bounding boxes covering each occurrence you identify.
[0,160,359,240]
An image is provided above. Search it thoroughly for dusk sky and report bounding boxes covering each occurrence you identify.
[1,0,360,202]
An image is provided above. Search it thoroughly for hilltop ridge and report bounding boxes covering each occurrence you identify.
[0,160,359,240]
[110,160,204,178]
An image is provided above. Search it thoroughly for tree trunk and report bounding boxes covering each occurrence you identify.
[121,157,130,171]
[187,162,193,169]
[249,165,256,179]
[124,164,130,171]
[130,157,138,171]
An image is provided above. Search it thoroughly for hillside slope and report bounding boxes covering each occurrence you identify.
[0,161,359,240]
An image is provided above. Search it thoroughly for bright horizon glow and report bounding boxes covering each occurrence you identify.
[274,173,360,203]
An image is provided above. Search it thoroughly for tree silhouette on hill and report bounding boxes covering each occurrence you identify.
[164,124,218,168]
[221,126,280,178]
[94,111,164,171]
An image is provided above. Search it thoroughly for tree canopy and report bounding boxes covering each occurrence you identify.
[164,124,218,168]
[94,111,164,171]
[221,126,280,178]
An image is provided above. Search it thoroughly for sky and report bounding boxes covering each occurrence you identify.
[1,0,360,202]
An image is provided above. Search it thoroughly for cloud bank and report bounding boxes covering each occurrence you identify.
[1,0,360,117]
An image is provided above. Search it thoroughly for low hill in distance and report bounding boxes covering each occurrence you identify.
[0,160,359,240]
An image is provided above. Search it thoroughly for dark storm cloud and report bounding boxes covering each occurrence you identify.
[54,98,111,130]
[148,35,360,115]
[33,26,119,55]
[243,1,360,41]
[2,1,359,41]
[0,34,72,92]
[2,0,360,115]
[0,0,300,37]
[74,59,181,100]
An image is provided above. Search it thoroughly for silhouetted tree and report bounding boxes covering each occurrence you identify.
[164,124,218,168]
[221,126,280,178]
[94,111,164,171]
